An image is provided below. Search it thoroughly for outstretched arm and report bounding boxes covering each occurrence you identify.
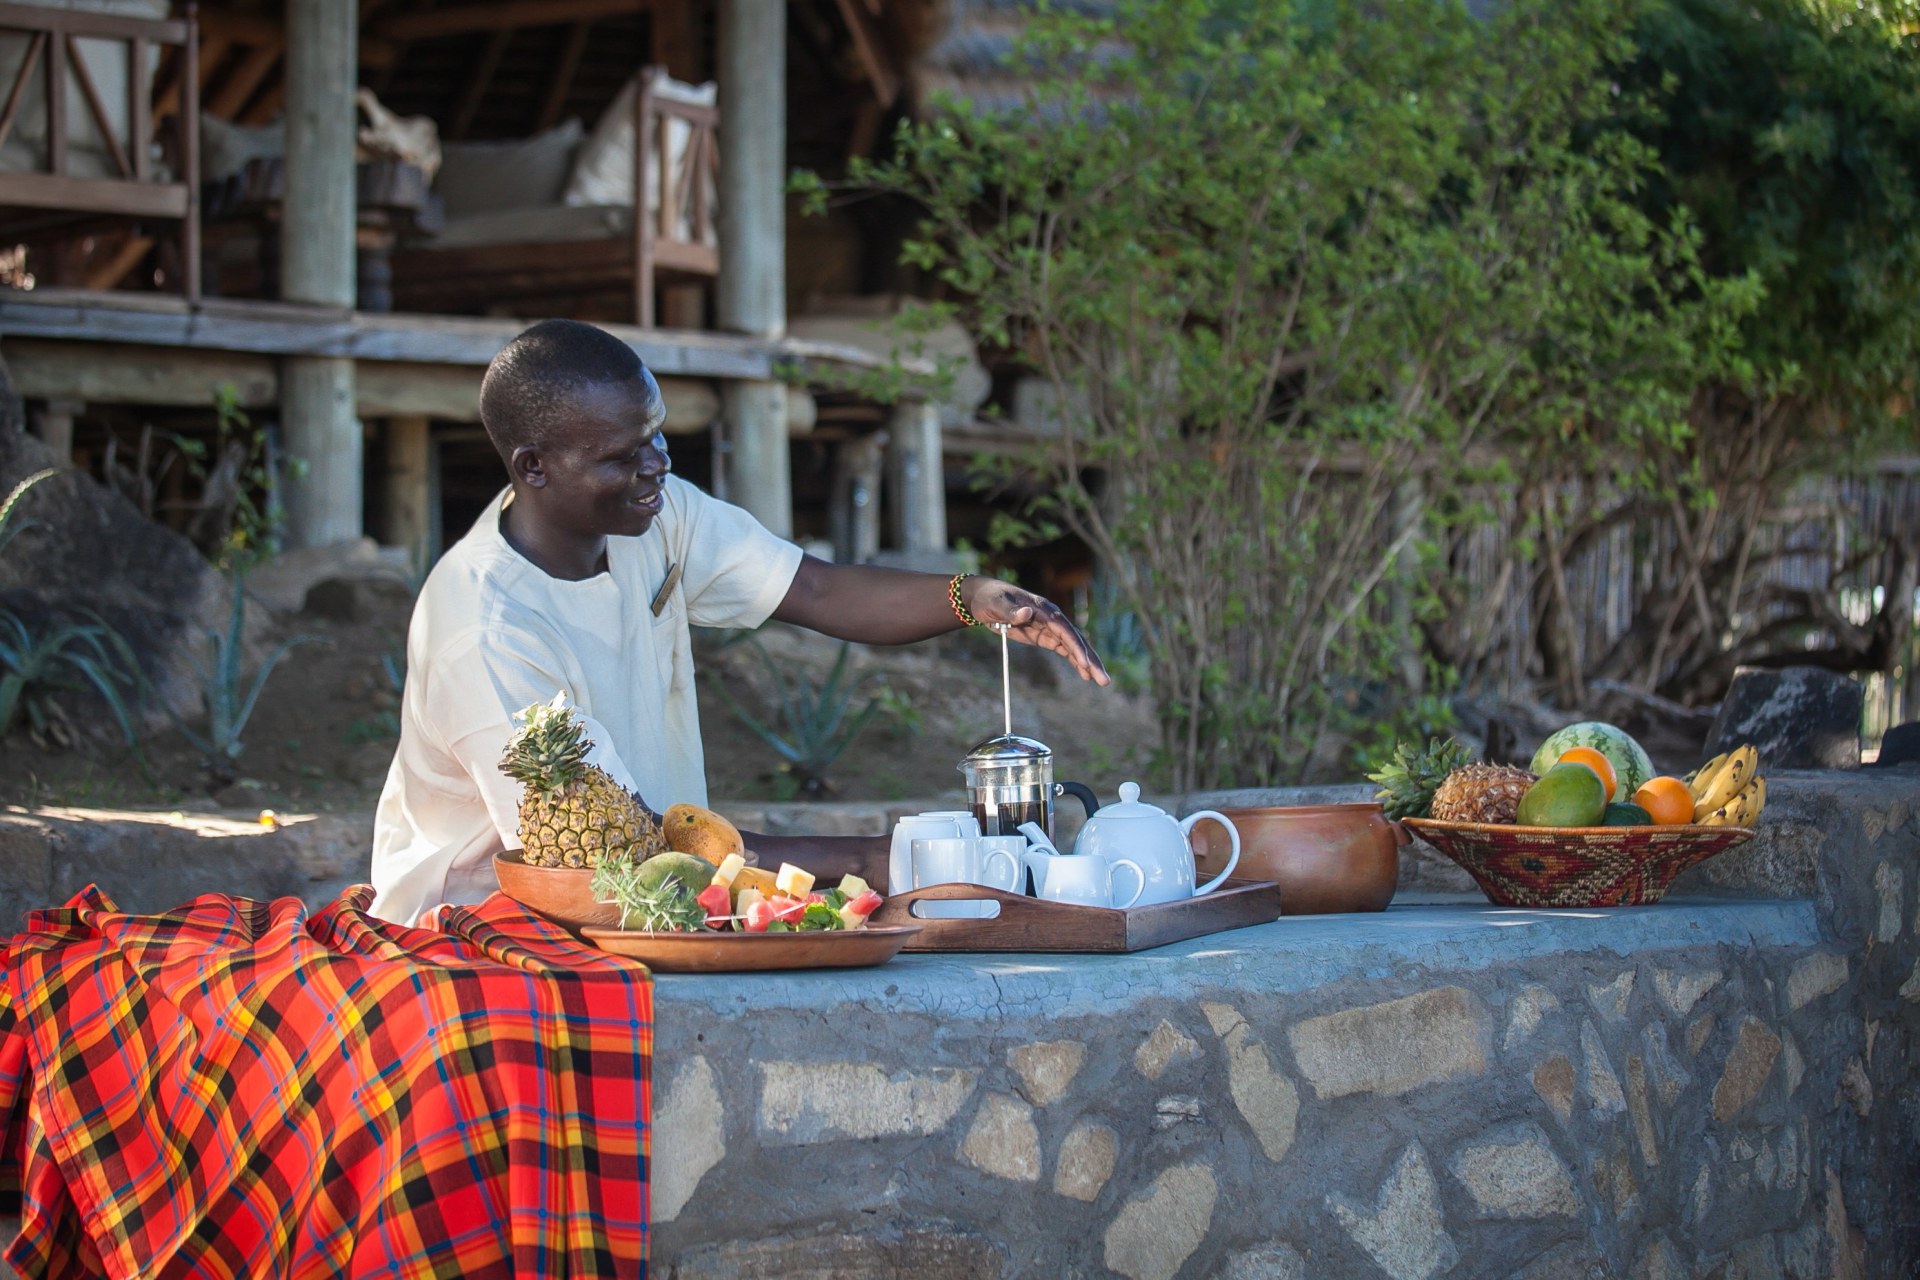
[769,555,1111,686]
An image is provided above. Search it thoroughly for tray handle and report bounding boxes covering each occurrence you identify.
[871,881,1117,926]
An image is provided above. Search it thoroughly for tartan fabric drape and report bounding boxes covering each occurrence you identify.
[0,885,652,1279]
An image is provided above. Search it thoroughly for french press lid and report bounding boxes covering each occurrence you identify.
[960,733,1053,787]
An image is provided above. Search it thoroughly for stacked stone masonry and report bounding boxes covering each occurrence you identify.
[653,769,1920,1278]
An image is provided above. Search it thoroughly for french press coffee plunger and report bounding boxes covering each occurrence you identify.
[960,733,1099,843]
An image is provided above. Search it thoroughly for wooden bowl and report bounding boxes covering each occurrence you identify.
[1401,819,1753,908]
[492,852,623,932]
[1189,803,1403,915]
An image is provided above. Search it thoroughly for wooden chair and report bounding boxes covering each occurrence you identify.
[389,66,718,328]
[0,0,200,298]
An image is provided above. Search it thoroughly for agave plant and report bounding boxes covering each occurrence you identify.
[713,636,885,798]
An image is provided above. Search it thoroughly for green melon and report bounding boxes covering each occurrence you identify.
[634,852,714,902]
[1529,722,1655,799]
[1515,762,1609,827]
[1602,802,1654,827]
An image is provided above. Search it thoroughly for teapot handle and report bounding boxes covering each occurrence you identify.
[1056,781,1101,821]
[1179,811,1240,896]
[1017,821,1059,856]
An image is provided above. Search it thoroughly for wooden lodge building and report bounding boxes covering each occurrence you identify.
[0,0,1035,578]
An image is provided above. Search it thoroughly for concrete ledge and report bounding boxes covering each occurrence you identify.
[651,769,1920,1279]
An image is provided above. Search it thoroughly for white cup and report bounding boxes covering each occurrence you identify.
[911,836,1022,895]
[891,811,984,919]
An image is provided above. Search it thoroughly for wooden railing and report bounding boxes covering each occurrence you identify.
[633,66,718,329]
[0,0,199,298]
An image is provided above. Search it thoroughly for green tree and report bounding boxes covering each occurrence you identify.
[832,0,1739,788]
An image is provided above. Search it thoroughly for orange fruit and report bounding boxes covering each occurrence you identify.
[1556,746,1617,800]
[1633,776,1695,825]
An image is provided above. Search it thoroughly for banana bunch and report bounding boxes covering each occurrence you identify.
[1685,745,1766,827]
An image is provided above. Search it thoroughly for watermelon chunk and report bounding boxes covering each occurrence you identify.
[695,882,733,929]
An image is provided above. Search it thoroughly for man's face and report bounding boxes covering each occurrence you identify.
[539,374,673,539]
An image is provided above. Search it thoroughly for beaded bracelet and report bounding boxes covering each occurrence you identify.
[947,573,981,627]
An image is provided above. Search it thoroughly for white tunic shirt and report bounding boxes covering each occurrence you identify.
[369,476,802,923]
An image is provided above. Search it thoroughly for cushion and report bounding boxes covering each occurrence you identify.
[563,69,716,236]
[433,117,583,219]
[199,114,284,184]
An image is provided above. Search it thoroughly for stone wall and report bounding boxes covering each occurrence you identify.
[648,768,1920,1279]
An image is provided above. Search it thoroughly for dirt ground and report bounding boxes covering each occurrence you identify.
[0,582,1165,818]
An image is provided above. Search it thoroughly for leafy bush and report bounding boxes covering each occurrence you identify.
[828,0,1738,788]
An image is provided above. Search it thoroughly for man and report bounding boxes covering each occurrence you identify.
[370,319,1108,924]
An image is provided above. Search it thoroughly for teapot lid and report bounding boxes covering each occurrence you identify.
[962,733,1052,765]
[1094,781,1165,818]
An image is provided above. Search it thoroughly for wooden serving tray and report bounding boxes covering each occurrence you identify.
[867,879,1284,953]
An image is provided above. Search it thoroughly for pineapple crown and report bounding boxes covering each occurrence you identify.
[1366,736,1475,821]
[500,692,594,797]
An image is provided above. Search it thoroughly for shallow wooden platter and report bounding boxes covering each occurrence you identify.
[577,925,923,973]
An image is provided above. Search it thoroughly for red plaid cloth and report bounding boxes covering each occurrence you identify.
[0,885,653,1279]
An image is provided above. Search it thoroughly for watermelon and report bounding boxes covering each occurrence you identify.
[1529,722,1655,799]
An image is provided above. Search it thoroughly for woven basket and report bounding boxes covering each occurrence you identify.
[1402,819,1755,908]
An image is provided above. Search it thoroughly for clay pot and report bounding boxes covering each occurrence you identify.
[492,852,623,932]
[1188,804,1404,915]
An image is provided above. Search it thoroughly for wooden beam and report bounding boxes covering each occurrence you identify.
[536,23,591,132]
[447,29,512,141]
[204,38,283,123]
[0,171,189,217]
[3,338,278,407]
[832,0,899,107]
[0,290,902,381]
[81,234,153,290]
[382,413,436,572]
[374,0,649,42]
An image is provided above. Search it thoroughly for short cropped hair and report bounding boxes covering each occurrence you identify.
[478,319,662,462]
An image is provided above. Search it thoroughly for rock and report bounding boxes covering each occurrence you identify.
[1633,1233,1687,1280]
[1510,1240,1611,1280]
[652,1056,725,1223]
[1868,721,1920,767]
[1581,1020,1626,1116]
[1328,1145,1458,1280]
[1689,1014,1716,1056]
[0,427,235,732]
[1712,1018,1781,1122]
[1824,1165,1867,1280]
[1448,1122,1580,1218]
[1287,988,1490,1099]
[1592,1135,1641,1218]
[1134,1019,1200,1081]
[1900,959,1920,1003]
[1726,1233,1786,1280]
[300,573,416,623]
[1054,1120,1117,1202]
[757,1062,974,1145]
[1872,864,1903,942]
[959,1092,1041,1182]
[1626,1055,1659,1167]
[1837,1058,1872,1118]
[1102,1162,1218,1280]
[669,1221,1009,1280]
[1204,1003,1299,1162]
[1704,666,1861,769]
[1782,1035,1806,1095]
[1153,1095,1202,1129]
[1785,953,1848,1010]
[1588,971,1635,1022]
[1008,1040,1084,1108]
[1502,985,1560,1050]
[1533,1055,1575,1124]
[1640,1023,1692,1107]
[1653,967,1721,1018]
[1218,1240,1306,1280]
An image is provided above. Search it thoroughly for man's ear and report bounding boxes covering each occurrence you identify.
[510,443,548,489]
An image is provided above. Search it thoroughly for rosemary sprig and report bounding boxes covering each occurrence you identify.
[589,856,707,932]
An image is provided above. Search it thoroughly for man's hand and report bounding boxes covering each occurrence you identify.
[964,577,1111,687]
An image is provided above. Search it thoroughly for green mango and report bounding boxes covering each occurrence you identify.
[1601,802,1654,827]
[1515,762,1609,827]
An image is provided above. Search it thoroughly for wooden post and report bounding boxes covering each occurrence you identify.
[29,399,82,466]
[885,400,946,557]
[383,414,436,574]
[831,431,884,564]
[280,0,360,548]
[716,0,790,537]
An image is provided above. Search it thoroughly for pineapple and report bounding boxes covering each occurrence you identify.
[499,693,664,868]
[1367,737,1474,820]
[1430,763,1537,825]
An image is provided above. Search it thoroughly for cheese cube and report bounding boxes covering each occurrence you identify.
[837,874,871,899]
[711,852,747,887]
[774,863,816,897]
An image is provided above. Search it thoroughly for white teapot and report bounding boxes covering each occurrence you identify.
[1072,782,1240,906]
